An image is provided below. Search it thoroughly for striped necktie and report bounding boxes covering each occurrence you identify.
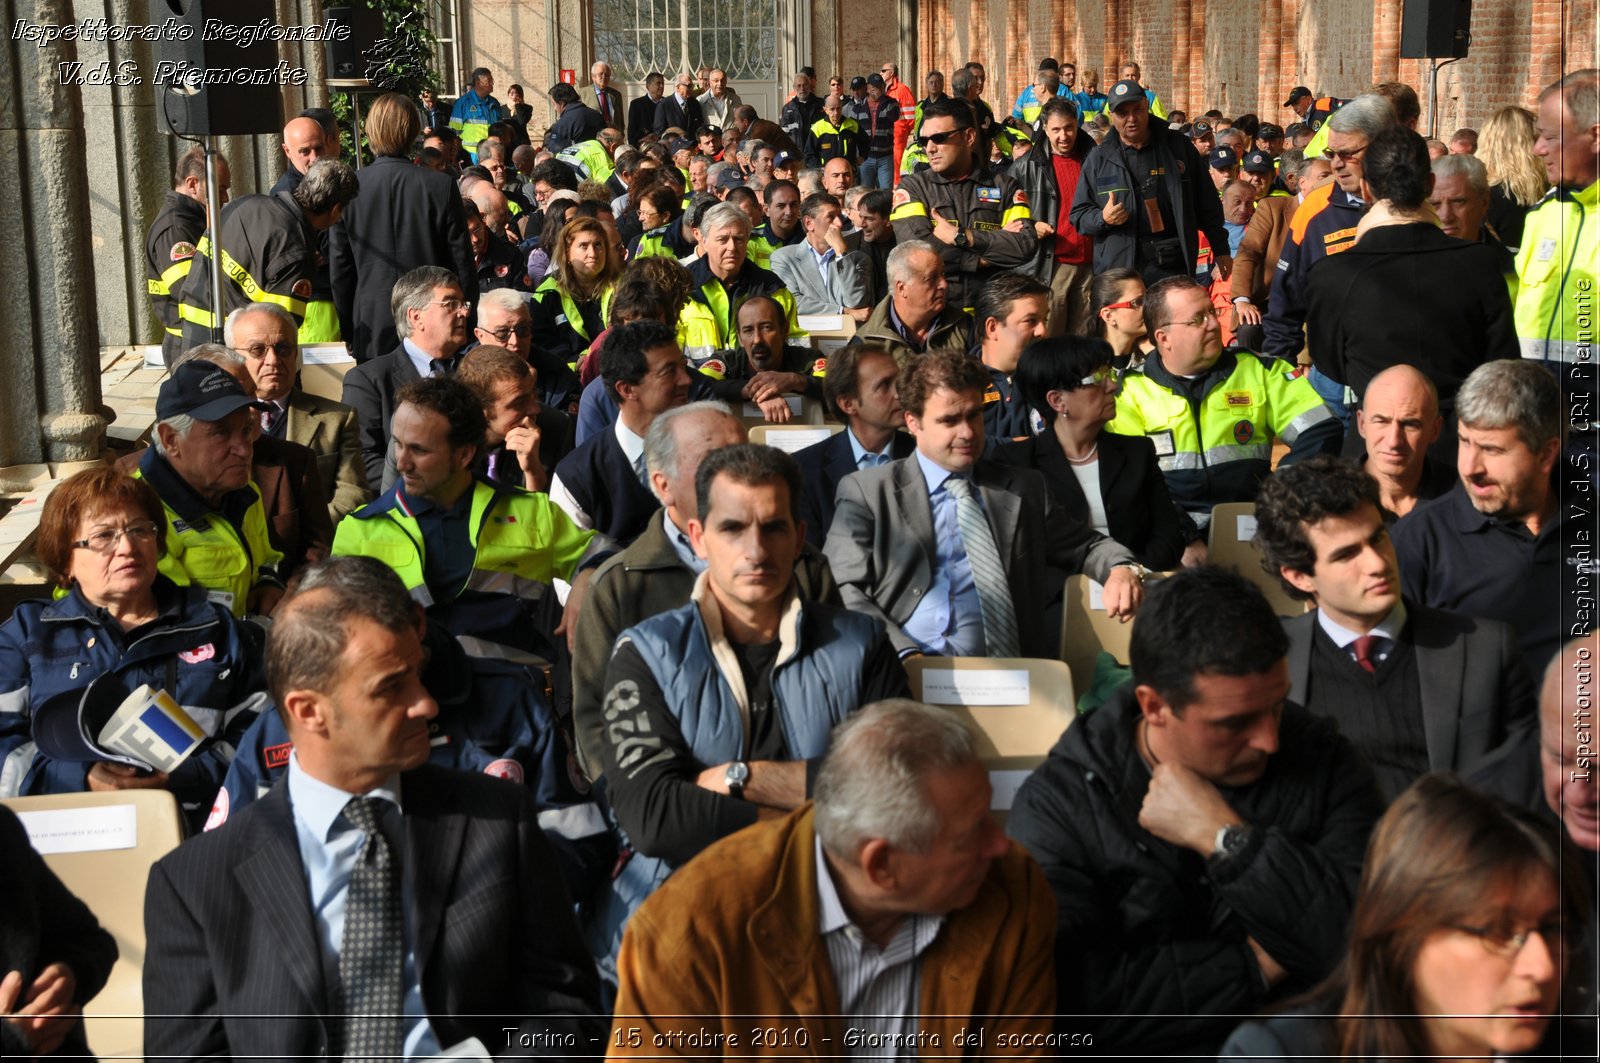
[944,477,1021,658]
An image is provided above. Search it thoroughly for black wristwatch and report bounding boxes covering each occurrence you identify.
[724,761,750,799]
[1212,822,1253,861]
[953,228,971,250]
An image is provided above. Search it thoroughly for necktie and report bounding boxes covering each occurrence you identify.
[429,358,453,377]
[944,477,1021,658]
[1351,634,1380,674]
[338,798,405,1063]
[632,453,651,490]
[261,404,285,438]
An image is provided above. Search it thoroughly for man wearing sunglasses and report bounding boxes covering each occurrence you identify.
[890,98,1036,314]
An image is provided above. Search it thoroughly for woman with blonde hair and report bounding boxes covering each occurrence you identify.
[1478,105,1549,251]
[1223,772,1588,1060]
[529,215,624,408]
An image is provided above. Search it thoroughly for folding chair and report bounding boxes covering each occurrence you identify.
[1059,574,1138,704]
[1208,502,1311,617]
[3,789,187,1062]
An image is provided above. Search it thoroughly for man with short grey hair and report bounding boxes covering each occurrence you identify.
[854,240,973,362]
[609,698,1054,1055]
[1429,152,1495,245]
[697,67,741,129]
[1393,359,1587,675]
[342,265,472,491]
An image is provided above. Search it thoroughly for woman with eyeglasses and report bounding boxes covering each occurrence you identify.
[0,468,264,828]
[995,335,1189,569]
[1087,267,1156,372]
[1222,772,1588,1061]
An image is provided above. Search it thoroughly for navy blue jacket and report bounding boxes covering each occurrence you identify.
[550,424,660,545]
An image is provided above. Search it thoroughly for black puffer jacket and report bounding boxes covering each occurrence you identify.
[1007,684,1383,1056]
[1007,134,1094,282]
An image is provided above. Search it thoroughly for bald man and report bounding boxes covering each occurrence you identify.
[1538,634,1600,851]
[271,116,329,196]
[1355,364,1456,522]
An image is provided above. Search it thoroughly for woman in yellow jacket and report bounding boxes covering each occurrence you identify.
[529,216,623,409]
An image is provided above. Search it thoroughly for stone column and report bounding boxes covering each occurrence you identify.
[0,0,105,466]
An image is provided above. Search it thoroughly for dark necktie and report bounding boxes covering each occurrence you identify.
[261,404,286,438]
[429,357,453,377]
[599,90,611,123]
[338,798,405,1063]
[1351,634,1380,674]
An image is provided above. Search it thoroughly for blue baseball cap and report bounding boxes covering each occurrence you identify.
[1208,146,1239,170]
[1241,149,1276,174]
[156,360,270,422]
[1107,80,1146,111]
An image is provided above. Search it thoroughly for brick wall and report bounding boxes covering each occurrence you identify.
[918,0,1599,133]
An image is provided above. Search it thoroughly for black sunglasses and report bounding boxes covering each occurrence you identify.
[918,129,966,148]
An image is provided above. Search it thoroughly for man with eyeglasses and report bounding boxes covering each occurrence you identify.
[1107,275,1341,563]
[890,98,1035,314]
[224,304,370,522]
[653,73,705,140]
[343,267,474,494]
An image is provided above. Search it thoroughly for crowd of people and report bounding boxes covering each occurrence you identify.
[0,47,1595,1061]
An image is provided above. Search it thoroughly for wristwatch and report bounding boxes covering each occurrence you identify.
[953,228,971,250]
[1114,561,1154,583]
[1212,822,1254,861]
[724,761,750,799]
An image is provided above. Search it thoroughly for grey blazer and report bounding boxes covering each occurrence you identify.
[284,388,371,521]
[769,242,874,315]
[823,455,1133,658]
[1284,600,1537,774]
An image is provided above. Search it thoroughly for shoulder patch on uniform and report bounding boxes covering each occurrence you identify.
[976,186,1002,204]
[1012,189,1028,205]
[178,642,215,664]
[291,279,313,299]
[891,187,912,209]
[1233,419,1255,444]
[484,758,525,784]
[170,241,196,261]
[812,358,827,375]
[203,787,229,832]
[263,742,292,770]
[698,357,728,377]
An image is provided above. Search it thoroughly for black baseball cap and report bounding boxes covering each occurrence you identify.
[1257,122,1285,141]
[1107,80,1146,112]
[1208,146,1239,170]
[867,73,886,88]
[1038,58,1060,72]
[157,360,270,422]
[1241,149,1275,174]
[1188,120,1214,138]
[1283,86,1313,107]
[850,76,867,90]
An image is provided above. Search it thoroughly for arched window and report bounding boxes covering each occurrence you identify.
[592,0,779,83]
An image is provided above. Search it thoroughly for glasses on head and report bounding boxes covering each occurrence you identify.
[73,522,160,553]
[233,342,294,361]
[1104,297,1145,311]
[1451,918,1568,957]
[483,324,532,343]
[1077,365,1122,389]
[1322,145,1367,162]
[430,298,472,314]
[1163,306,1222,329]
[918,129,965,148]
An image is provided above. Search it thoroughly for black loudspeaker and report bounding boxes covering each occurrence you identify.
[325,4,388,83]
[156,0,285,137]
[1399,0,1472,59]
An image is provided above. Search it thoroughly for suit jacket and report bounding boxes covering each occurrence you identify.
[1284,601,1537,777]
[590,85,625,133]
[626,95,661,147]
[0,804,117,1060]
[142,764,604,1063]
[792,429,915,549]
[283,389,371,520]
[342,342,422,493]
[610,805,1054,1057]
[328,155,476,365]
[823,456,1135,657]
[1231,194,1296,308]
[769,241,873,314]
[993,430,1188,570]
[652,94,703,137]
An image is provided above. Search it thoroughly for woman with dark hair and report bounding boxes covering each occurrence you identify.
[0,468,264,830]
[1224,772,1588,1060]
[995,335,1189,569]
[1087,267,1154,371]
[529,216,624,408]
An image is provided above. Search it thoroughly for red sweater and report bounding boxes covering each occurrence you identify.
[1051,153,1093,264]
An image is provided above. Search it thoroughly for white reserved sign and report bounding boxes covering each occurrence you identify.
[18,804,137,854]
[1237,514,1258,541]
[989,769,1032,811]
[763,429,833,453]
[920,668,1031,706]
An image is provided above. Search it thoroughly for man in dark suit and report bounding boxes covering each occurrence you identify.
[342,266,471,493]
[653,72,704,137]
[545,83,606,153]
[824,350,1144,659]
[143,560,604,1061]
[793,343,913,548]
[627,73,665,149]
[1255,455,1536,802]
[328,92,476,365]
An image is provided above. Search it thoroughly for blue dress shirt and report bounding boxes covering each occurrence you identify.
[846,427,895,469]
[901,451,985,656]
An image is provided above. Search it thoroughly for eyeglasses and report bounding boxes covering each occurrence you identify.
[1451,919,1568,957]
[482,324,531,343]
[72,522,160,553]
[233,342,294,361]
[1104,297,1145,311]
[1077,365,1122,389]
[918,129,966,148]
[1162,306,1222,329]
[429,298,472,314]
[1322,145,1367,162]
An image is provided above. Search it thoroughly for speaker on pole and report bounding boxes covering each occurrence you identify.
[1400,0,1472,59]
[156,0,285,137]
[324,4,387,84]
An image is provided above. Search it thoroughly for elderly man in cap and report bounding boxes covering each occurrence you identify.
[1239,150,1278,199]
[1071,80,1229,284]
[137,359,285,618]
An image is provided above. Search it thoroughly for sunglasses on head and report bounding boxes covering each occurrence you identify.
[918,129,966,147]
